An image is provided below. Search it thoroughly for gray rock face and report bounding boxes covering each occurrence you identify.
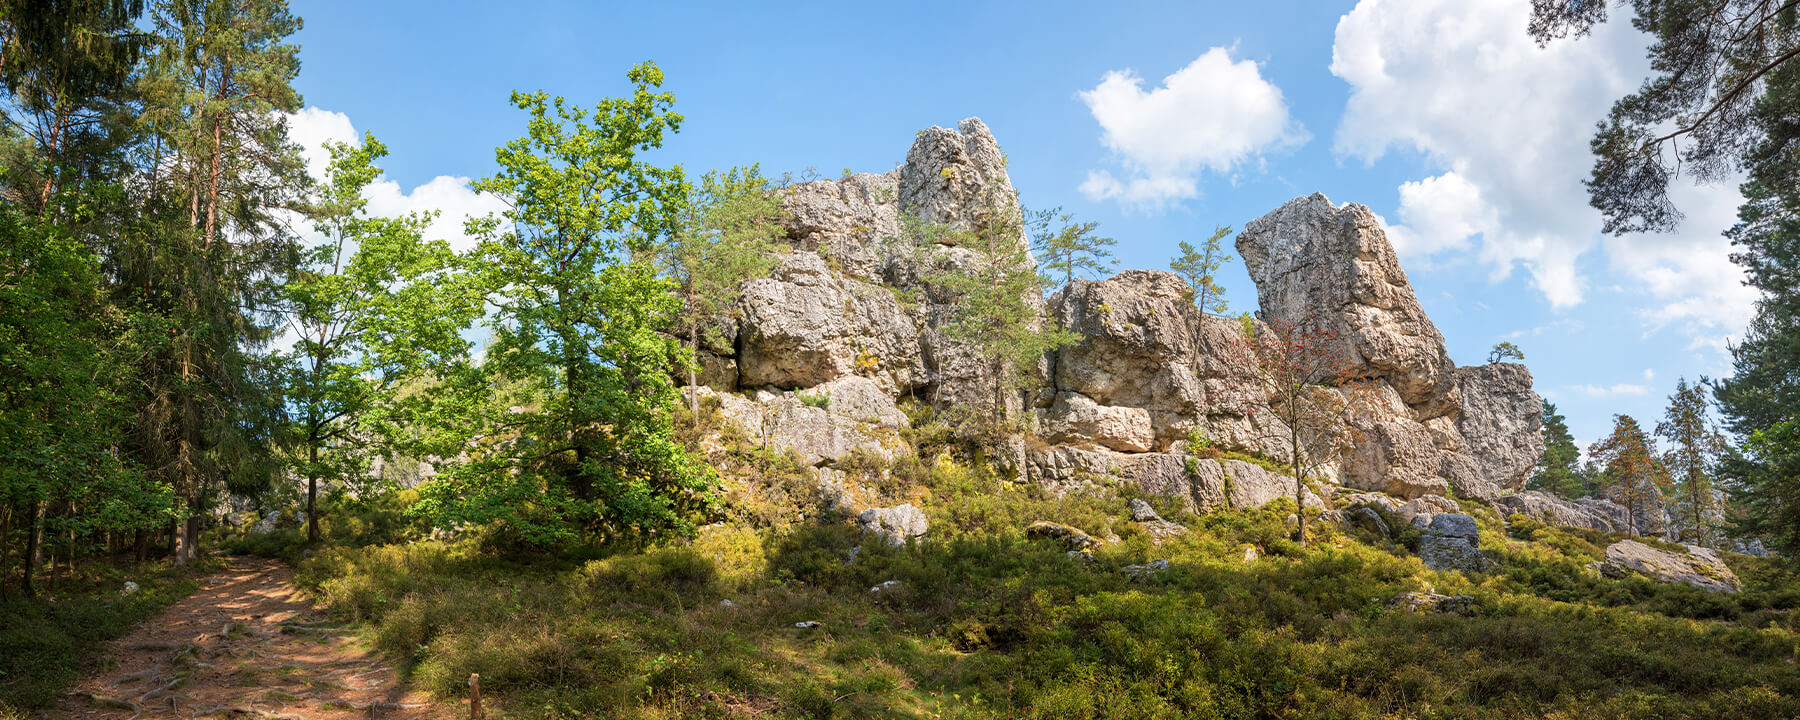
[1044,392,1155,453]
[737,253,922,392]
[1237,193,1452,406]
[1596,540,1741,593]
[1494,491,1621,532]
[860,504,929,546]
[694,386,900,467]
[1454,364,1544,491]
[1418,512,1490,573]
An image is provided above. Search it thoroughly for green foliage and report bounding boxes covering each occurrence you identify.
[1590,414,1673,535]
[1029,207,1116,290]
[658,164,787,400]
[415,64,712,546]
[1488,341,1525,364]
[282,133,483,542]
[296,475,1800,720]
[796,391,831,409]
[1169,225,1232,315]
[1531,400,1587,499]
[0,558,213,711]
[1656,378,1728,545]
[904,183,1077,427]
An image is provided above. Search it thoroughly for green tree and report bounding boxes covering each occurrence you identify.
[1488,341,1525,364]
[1530,1,1800,234]
[283,134,482,544]
[659,165,785,413]
[415,64,711,545]
[1656,378,1728,545]
[125,0,305,564]
[0,0,148,214]
[1531,400,1586,499]
[1030,207,1115,290]
[1589,414,1672,535]
[1170,225,1232,315]
[917,184,1076,430]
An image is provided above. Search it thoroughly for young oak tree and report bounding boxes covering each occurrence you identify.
[1656,377,1729,545]
[1589,414,1673,536]
[1170,225,1233,315]
[1230,316,1364,546]
[283,134,482,544]
[416,63,712,545]
[1029,207,1115,290]
[658,165,786,415]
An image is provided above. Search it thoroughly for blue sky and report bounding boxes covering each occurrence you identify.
[285,0,1756,452]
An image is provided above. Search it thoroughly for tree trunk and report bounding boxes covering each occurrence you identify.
[559,287,593,502]
[23,499,43,598]
[306,441,320,544]
[688,318,700,417]
[1290,418,1305,546]
[133,528,147,563]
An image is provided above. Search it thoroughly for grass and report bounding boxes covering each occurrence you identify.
[291,453,1800,720]
[0,555,218,714]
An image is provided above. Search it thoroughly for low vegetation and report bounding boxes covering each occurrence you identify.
[276,454,1800,720]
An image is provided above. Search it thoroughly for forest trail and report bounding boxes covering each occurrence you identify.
[51,556,449,720]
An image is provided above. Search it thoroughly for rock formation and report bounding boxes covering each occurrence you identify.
[696,118,1549,523]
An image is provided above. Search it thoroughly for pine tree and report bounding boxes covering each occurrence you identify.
[1656,378,1728,545]
[113,0,306,565]
[1170,225,1232,315]
[659,165,786,414]
[1531,400,1586,499]
[1590,415,1672,536]
[1029,207,1115,290]
[918,183,1077,432]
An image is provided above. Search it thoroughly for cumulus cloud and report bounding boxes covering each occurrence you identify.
[1078,47,1307,206]
[1329,0,1751,334]
[284,107,507,252]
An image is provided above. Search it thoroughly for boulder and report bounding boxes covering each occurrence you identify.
[1453,364,1544,492]
[1390,591,1477,616]
[1347,506,1392,539]
[1028,520,1101,551]
[1123,559,1171,581]
[1595,540,1741,593]
[859,504,929,546]
[1237,193,1452,406]
[1345,419,1450,499]
[1418,512,1490,573]
[698,387,900,466]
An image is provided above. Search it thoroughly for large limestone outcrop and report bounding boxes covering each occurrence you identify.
[1238,193,1452,406]
[700,122,1553,519]
[1237,193,1544,500]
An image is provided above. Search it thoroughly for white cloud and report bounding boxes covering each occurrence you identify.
[1079,47,1307,206]
[1573,383,1652,398]
[1642,368,1655,382]
[1329,0,1751,334]
[284,107,507,253]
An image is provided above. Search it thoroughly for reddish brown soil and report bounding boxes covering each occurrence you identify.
[52,556,454,720]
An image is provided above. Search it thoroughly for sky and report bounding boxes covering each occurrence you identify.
[283,0,1760,453]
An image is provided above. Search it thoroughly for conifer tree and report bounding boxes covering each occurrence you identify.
[1590,414,1672,536]
[1531,400,1586,499]
[1656,378,1728,545]
[1030,207,1115,290]
[1170,225,1232,315]
[660,165,786,414]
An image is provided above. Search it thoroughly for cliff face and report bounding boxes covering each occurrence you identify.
[692,118,1544,512]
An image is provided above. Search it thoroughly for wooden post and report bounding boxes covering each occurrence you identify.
[468,673,482,719]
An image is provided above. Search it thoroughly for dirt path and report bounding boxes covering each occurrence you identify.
[52,556,452,720]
